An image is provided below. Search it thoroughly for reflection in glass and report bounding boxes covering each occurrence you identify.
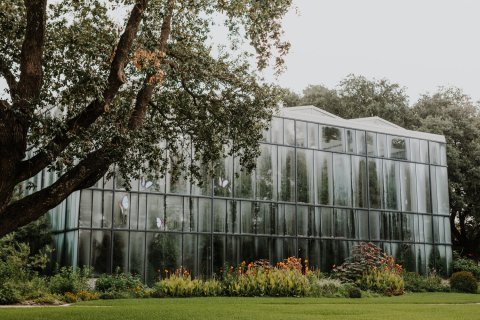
[315,151,333,205]
[112,231,128,272]
[368,159,383,209]
[147,194,165,230]
[146,233,181,284]
[356,130,366,155]
[91,230,112,275]
[352,156,367,208]
[333,154,352,206]
[166,196,183,231]
[198,198,211,232]
[284,119,295,146]
[366,132,377,156]
[377,134,387,157]
[400,163,417,212]
[416,164,431,213]
[388,136,408,160]
[79,190,92,227]
[278,147,295,202]
[429,142,441,165]
[383,160,400,210]
[431,166,449,215]
[213,199,226,232]
[295,121,307,147]
[271,117,283,144]
[234,157,255,199]
[256,144,277,201]
[129,232,145,278]
[346,129,356,153]
[297,149,314,203]
[321,208,333,237]
[308,123,319,149]
[321,126,344,152]
[419,140,429,163]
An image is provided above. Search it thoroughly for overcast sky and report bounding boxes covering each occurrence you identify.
[264,0,480,103]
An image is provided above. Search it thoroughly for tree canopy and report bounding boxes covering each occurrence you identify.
[0,0,293,236]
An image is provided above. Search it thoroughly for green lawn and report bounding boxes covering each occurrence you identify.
[0,293,479,320]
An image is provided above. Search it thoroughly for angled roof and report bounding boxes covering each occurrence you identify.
[277,105,445,143]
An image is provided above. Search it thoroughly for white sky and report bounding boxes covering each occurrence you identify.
[263,0,480,103]
[2,0,479,104]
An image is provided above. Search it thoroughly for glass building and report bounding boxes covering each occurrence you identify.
[45,106,452,282]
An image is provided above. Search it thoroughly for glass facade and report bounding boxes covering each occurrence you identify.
[47,111,452,282]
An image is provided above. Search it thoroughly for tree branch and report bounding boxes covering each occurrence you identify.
[15,0,148,183]
[15,0,47,105]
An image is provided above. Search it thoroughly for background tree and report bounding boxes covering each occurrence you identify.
[0,0,293,236]
[411,88,480,257]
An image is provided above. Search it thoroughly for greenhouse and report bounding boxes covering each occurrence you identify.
[45,106,452,283]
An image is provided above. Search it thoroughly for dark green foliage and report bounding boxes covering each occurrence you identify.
[347,286,362,298]
[95,270,147,299]
[449,271,478,293]
[452,252,480,280]
[403,272,449,292]
[49,266,91,294]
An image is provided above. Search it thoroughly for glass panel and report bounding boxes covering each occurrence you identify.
[199,234,212,277]
[191,164,212,196]
[415,215,425,243]
[334,209,354,238]
[333,154,352,206]
[213,235,225,274]
[444,217,452,244]
[356,130,366,155]
[432,166,449,215]
[147,194,165,230]
[320,207,333,237]
[419,140,429,163]
[278,146,295,202]
[369,211,381,240]
[183,197,197,232]
[113,192,129,229]
[234,158,255,199]
[321,126,345,152]
[315,151,333,205]
[410,139,420,162]
[308,123,319,149]
[355,210,369,240]
[368,159,383,209]
[284,119,295,146]
[271,117,283,144]
[183,234,198,276]
[198,198,212,232]
[295,120,307,147]
[213,199,226,233]
[297,206,309,237]
[214,155,233,197]
[400,163,417,212]
[296,149,314,203]
[383,160,400,210]
[130,193,139,230]
[78,230,91,268]
[440,144,447,166]
[138,193,147,230]
[366,132,377,156]
[227,200,239,234]
[165,196,183,231]
[377,134,387,158]
[146,233,182,283]
[388,136,408,160]
[346,129,356,153]
[241,201,253,234]
[416,164,431,213]
[91,230,112,275]
[102,191,113,228]
[129,232,145,278]
[79,190,92,227]
[352,156,367,208]
[429,142,441,165]
[256,144,277,201]
[255,202,271,235]
[166,166,189,195]
[402,213,414,242]
[112,231,128,272]
[284,204,296,236]
[424,215,433,243]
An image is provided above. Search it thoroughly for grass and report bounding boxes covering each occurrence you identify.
[0,293,479,320]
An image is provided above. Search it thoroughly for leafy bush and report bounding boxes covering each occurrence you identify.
[450,271,478,293]
[63,292,78,303]
[49,266,91,294]
[223,258,311,297]
[403,272,449,292]
[358,268,404,296]
[153,268,222,297]
[309,278,343,297]
[96,270,148,298]
[452,252,480,280]
[0,234,51,304]
[347,286,362,298]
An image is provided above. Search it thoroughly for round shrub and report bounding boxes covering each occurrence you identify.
[450,271,478,293]
[348,286,362,298]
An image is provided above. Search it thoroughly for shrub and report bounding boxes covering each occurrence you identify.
[309,278,343,297]
[358,268,404,296]
[347,286,362,298]
[153,274,203,297]
[96,270,148,298]
[63,292,78,303]
[403,272,449,292]
[49,266,90,294]
[450,271,478,293]
[76,290,99,301]
[452,252,480,280]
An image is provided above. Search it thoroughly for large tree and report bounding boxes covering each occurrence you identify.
[411,88,480,257]
[0,0,292,236]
